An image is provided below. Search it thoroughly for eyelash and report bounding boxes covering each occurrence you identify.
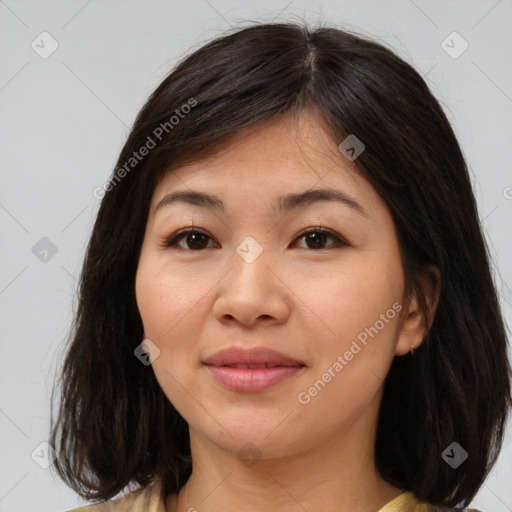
[162,226,349,251]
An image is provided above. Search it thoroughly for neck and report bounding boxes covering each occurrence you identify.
[166,419,403,512]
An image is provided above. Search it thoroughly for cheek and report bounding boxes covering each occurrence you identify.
[136,255,207,340]
[294,273,402,420]
[135,257,207,410]
[299,256,403,383]
[302,265,399,337]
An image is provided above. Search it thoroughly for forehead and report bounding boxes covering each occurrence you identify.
[151,111,372,207]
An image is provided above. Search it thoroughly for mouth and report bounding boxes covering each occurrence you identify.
[218,363,302,369]
[204,364,305,392]
[202,346,306,392]
[202,345,305,368]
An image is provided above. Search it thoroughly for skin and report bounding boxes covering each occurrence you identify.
[135,109,440,512]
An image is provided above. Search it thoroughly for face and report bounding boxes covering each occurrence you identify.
[135,110,422,461]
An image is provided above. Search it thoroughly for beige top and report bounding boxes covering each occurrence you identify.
[67,479,482,512]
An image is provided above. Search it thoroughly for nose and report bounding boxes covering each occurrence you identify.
[212,239,291,328]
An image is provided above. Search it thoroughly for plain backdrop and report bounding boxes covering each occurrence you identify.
[1,1,511,511]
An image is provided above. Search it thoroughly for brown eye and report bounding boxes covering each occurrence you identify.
[164,229,217,250]
[163,227,348,251]
[293,228,348,250]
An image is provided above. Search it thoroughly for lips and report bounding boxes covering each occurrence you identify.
[202,346,306,392]
[223,363,282,369]
[202,346,305,368]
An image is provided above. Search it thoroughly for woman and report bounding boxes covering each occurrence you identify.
[50,22,511,512]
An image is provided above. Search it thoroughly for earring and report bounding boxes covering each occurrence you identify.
[410,344,415,355]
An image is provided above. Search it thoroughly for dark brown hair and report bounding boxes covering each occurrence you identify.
[49,22,511,508]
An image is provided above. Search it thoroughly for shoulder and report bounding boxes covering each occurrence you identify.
[379,491,483,512]
[65,479,165,512]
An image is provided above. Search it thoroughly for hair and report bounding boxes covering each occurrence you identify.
[49,21,511,508]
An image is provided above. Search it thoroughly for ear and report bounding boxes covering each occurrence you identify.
[395,265,441,356]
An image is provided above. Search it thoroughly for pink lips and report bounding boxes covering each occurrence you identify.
[203,346,305,392]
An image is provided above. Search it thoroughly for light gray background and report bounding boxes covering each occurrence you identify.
[1,1,511,511]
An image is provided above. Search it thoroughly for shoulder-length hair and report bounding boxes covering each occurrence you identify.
[50,21,511,508]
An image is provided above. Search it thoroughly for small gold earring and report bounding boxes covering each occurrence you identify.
[410,344,415,355]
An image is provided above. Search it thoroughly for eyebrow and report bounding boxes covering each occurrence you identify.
[154,188,368,217]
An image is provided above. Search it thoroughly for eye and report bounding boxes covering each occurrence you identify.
[163,226,348,251]
[292,227,349,250]
[163,229,218,251]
